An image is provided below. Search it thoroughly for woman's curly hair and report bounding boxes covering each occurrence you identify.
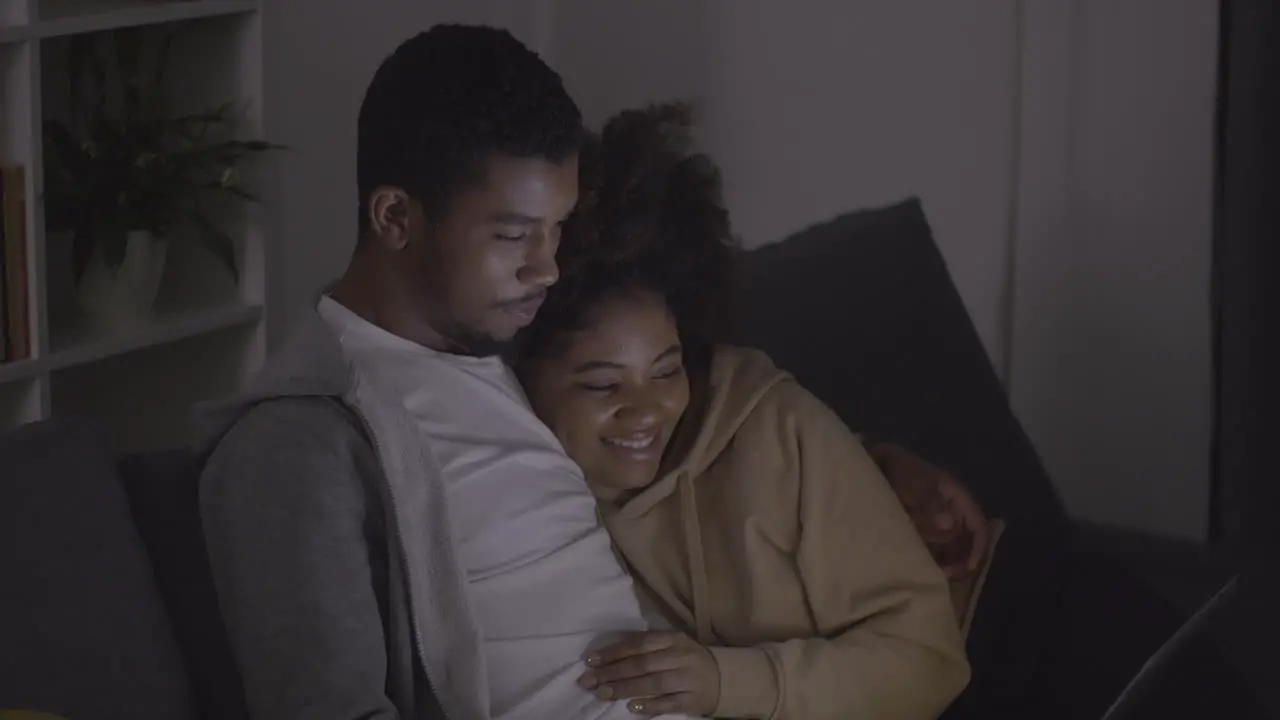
[515,102,738,376]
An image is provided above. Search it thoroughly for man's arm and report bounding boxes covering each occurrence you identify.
[200,398,400,720]
[866,441,992,581]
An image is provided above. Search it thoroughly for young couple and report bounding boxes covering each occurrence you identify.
[198,25,995,720]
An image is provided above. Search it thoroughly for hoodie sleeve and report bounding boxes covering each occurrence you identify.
[200,398,402,720]
[709,381,970,720]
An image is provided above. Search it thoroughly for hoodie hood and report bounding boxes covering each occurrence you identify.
[191,301,356,459]
[611,345,792,519]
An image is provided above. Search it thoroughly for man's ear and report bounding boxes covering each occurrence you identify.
[366,186,414,250]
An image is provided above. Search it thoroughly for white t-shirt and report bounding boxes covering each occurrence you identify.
[318,297,686,720]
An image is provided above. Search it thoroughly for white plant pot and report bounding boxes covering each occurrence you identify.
[77,230,167,331]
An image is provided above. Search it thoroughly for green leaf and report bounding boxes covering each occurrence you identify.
[184,211,240,284]
[43,120,89,174]
[43,121,96,229]
[237,140,284,152]
[205,183,262,203]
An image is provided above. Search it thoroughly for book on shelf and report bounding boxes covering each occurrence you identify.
[2,165,30,363]
[0,168,6,362]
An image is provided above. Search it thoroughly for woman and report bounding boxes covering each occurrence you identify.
[515,104,976,719]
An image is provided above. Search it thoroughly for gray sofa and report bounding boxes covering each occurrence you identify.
[0,423,244,720]
[0,198,1264,719]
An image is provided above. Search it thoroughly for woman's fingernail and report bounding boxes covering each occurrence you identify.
[577,672,596,689]
[584,654,602,667]
[629,700,645,713]
[595,685,615,700]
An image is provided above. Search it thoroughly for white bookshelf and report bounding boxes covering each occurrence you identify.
[0,0,268,452]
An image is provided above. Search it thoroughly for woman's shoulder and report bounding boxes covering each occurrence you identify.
[711,345,851,439]
[709,344,781,380]
[698,347,877,538]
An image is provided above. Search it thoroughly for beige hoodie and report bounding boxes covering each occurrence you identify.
[600,346,971,720]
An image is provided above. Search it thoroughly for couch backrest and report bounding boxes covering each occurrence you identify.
[0,419,199,720]
[730,198,1069,532]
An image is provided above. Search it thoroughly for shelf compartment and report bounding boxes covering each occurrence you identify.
[0,0,266,444]
[0,0,31,40]
[0,300,260,383]
[1,0,255,43]
[38,13,269,314]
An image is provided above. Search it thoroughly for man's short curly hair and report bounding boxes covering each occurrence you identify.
[356,25,584,233]
[516,102,738,375]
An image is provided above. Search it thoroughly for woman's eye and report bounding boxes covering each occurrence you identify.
[576,382,618,393]
[654,366,685,380]
[495,232,527,242]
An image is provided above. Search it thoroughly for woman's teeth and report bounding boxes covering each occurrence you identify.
[604,434,657,450]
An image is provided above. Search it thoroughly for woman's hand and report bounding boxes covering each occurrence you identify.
[579,631,720,716]
[868,441,990,580]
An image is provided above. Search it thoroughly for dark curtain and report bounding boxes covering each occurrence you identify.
[1211,0,1279,712]
[1212,0,1277,584]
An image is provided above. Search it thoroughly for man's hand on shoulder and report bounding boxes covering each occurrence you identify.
[867,441,990,580]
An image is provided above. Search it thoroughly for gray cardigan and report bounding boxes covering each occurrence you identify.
[196,308,488,720]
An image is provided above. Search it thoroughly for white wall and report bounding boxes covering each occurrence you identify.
[551,0,1021,369]
[261,1,1218,539]
[549,0,1218,539]
[259,0,545,338]
[1009,0,1218,540]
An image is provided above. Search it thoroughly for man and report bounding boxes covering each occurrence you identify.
[197,26,691,720]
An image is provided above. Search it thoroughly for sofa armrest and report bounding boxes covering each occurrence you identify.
[1035,524,1260,719]
[1069,523,1231,612]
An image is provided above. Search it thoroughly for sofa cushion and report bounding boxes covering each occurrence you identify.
[120,450,248,720]
[0,419,197,720]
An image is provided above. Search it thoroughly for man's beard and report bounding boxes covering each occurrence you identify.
[437,320,511,358]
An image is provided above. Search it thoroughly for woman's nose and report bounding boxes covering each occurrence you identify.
[615,399,661,429]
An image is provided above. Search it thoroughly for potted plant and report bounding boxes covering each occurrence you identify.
[42,26,281,330]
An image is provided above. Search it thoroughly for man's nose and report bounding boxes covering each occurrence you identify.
[518,229,560,287]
